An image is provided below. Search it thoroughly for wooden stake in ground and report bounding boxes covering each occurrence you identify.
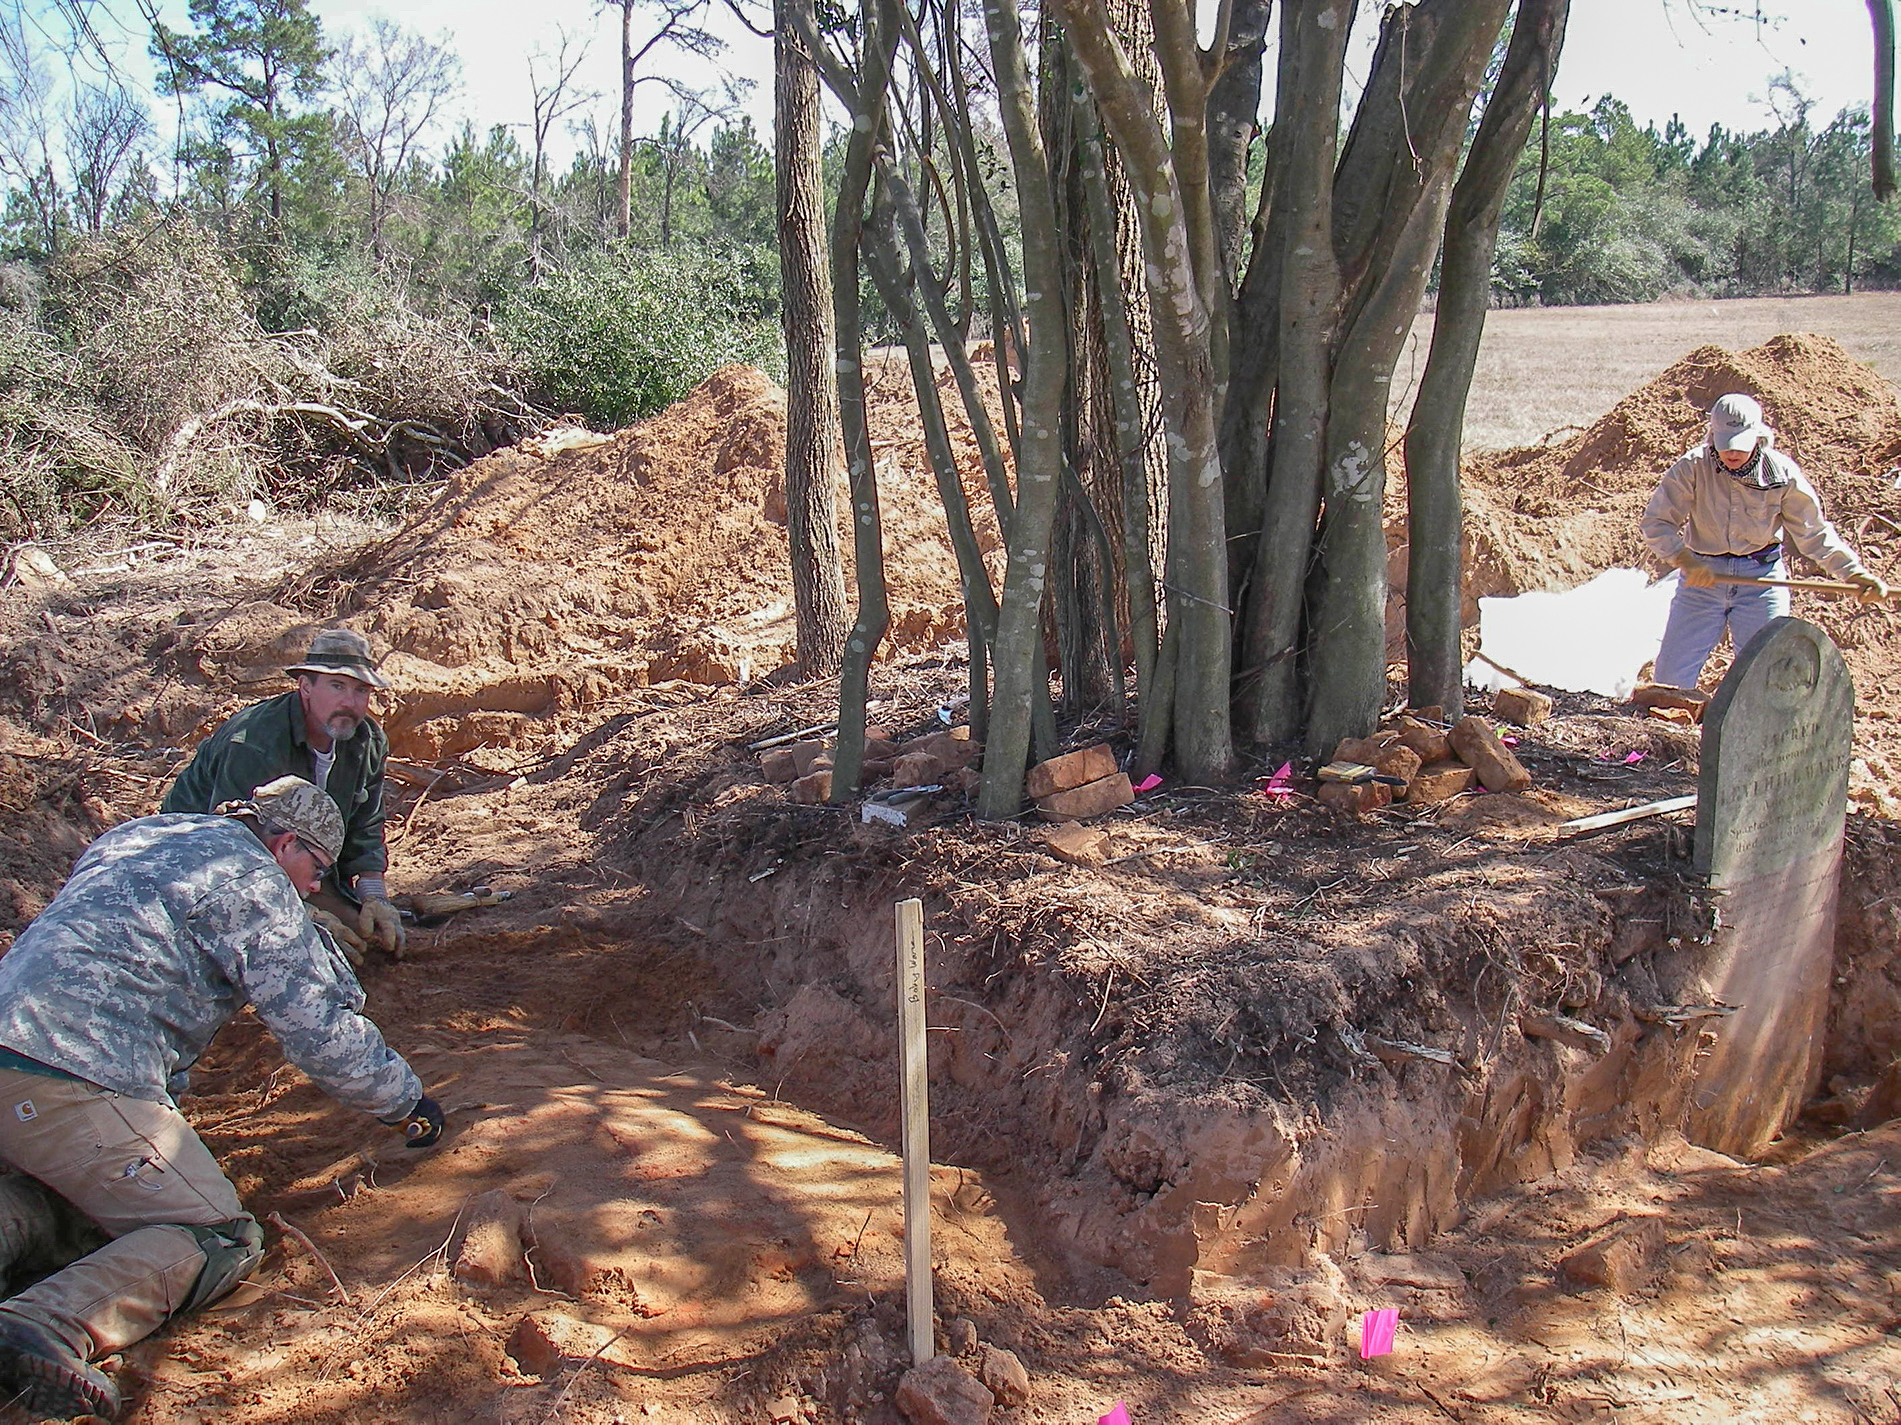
[895,897,933,1365]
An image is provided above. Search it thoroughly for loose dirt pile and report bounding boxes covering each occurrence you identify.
[0,328,1898,1424]
[1397,331,1901,815]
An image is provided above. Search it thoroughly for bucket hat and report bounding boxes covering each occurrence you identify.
[285,628,391,690]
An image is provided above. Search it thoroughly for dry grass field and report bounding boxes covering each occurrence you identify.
[1401,289,1901,452]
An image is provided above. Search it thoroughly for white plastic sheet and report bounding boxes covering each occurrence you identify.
[1463,567,1679,700]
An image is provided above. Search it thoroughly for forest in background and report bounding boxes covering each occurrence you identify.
[0,0,1895,544]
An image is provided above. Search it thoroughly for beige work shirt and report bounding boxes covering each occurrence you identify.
[1639,444,1867,580]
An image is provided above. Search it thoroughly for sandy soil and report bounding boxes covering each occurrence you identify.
[0,315,1898,1424]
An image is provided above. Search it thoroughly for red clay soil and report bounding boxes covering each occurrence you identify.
[0,333,1898,1424]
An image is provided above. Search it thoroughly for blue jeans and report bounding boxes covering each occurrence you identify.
[1652,553,1789,689]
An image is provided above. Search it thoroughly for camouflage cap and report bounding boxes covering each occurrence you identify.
[236,775,345,862]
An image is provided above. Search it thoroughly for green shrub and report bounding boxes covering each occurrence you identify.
[499,247,782,429]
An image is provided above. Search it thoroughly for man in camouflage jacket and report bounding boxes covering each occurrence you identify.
[163,627,405,960]
[0,777,442,1419]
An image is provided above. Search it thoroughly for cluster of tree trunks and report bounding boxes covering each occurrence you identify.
[778,0,1894,817]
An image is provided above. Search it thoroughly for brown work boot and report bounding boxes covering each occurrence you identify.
[0,1312,119,1419]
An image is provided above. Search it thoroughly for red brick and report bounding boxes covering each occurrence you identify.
[789,770,833,803]
[893,752,946,787]
[1493,686,1553,727]
[1025,742,1118,798]
[1373,743,1423,793]
[789,739,831,776]
[1318,781,1393,815]
[1391,715,1451,764]
[1407,760,1475,803]
[1448,715,1532,792]
[1036,771,1134,821]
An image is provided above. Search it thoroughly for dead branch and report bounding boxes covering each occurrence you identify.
[268,1210,352,1305]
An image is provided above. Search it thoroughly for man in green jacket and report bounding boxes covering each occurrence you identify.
[162,628,405,958]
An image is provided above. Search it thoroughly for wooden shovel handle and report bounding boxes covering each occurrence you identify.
[1708,574,1876,596]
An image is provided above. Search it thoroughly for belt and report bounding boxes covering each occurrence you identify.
[1690,543,1781,561]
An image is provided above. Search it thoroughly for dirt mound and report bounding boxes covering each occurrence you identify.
[1421,331,1901,814]
[123,359,1005,762]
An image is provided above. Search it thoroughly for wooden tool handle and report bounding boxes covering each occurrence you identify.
[1708,574,1869,596]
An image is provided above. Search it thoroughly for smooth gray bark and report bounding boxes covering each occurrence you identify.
[1405,0,1569,717]
[977,0,1070,819]
[1305,0,1511,752]
[1235,0,1346,745]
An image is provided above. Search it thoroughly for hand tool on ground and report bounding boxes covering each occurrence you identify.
[401,886,513,918]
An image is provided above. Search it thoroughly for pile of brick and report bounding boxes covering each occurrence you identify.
[1024,743,1133,821]
[758,724,982,804]
[1319,689,1548,815]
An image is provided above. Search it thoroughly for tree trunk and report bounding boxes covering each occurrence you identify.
[1406,0,1569,718]
[776,0,849,677]
[824,0,899,800]
[977,0,1069,819]
[1304,0,1511,753]
[617,0,634,241]
[1235,0,1347,746]
[1058,0,1233,784]
[1205,0,1273,294]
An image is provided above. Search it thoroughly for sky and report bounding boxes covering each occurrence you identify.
[40,0,1895,174]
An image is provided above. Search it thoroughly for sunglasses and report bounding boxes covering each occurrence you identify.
[295,836,336,873]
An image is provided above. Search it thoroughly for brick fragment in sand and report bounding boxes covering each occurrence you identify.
[894,751,946,787]
[978,1345,1030,1405]
[1024,742,1118,798]
[505,1314,564,1376]
[1632,683,1710,721]
[1037,823,1110,867]
[1036,771,1134,821]
[902,727,981,771]
[1330,736,1391,765]
[1449,715,1532,792]
[1407,760,1475,803]
[1493,686,1553,727]
[759,747,798,784]
[1318,781,1392,815]
[789,770,833,803]
[450,1190,526,1288]
[895,1355,994,1425]
[789,739,831,776]
[1392,715,1451,764]
[1559,1216,1666,1294]
[1373,743,1422,792]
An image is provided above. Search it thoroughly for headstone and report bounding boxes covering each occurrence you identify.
[1686,617,1852,1156]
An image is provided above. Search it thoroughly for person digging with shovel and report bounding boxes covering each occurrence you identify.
[162,628,403,965]
[1640,392,1890,690]
[0,776,442,1420]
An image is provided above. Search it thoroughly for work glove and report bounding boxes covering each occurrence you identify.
[353,877,406,958]
[381,1095,444,1150]
[309,906,370,968]
[1849,572,1893,606]
[1671,551,1716,588]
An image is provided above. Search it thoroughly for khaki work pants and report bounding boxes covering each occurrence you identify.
[0,1067,261,1362]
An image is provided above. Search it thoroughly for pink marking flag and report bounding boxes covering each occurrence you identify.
[1360,1307,1399,1358]
[1260,761,1296,801]
[1099,1404,1132,1425]
[1132,774,1163,794]
[1622,750,1647,764]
